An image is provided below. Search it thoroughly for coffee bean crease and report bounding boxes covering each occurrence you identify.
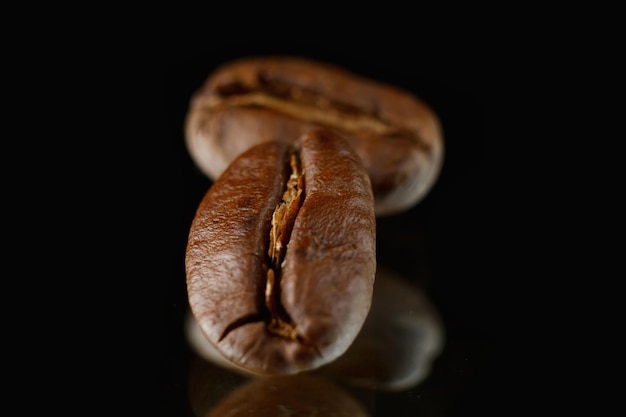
[186,129,376,375]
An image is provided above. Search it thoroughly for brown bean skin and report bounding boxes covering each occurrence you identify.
[185,55,444,216]
[185,128,376,375]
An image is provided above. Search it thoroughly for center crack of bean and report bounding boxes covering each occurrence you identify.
[214,91,397,136]
[265,152,304,340]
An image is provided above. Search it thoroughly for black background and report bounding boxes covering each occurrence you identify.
[153,40,507,416]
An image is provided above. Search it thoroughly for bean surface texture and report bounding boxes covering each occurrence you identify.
[185,128,376,375]
[185,55,444,215]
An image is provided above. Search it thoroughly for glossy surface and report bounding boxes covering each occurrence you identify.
[186,130,376,375]
[162,48,495,416]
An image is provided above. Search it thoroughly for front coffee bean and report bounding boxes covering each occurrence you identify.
[185,128,376,375]
[185,55,444,215]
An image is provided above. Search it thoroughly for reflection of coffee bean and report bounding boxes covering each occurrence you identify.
[205,374,370,417]
[185,55,444,215]
[186,129,376,376]
[187,357,248,417]
[318,266,445,391]
[187,265,445,391]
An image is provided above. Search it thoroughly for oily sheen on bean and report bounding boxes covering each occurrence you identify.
[185,128,376,375]
[185,55,444,216]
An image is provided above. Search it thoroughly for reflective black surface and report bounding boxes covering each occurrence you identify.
[160,43,500,416]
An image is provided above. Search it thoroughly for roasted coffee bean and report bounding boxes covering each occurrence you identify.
[185,128,376,375]
[185,55,444,216]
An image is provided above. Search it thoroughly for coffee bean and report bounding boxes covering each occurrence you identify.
[186,128,376,375]
[185,56,444,216]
